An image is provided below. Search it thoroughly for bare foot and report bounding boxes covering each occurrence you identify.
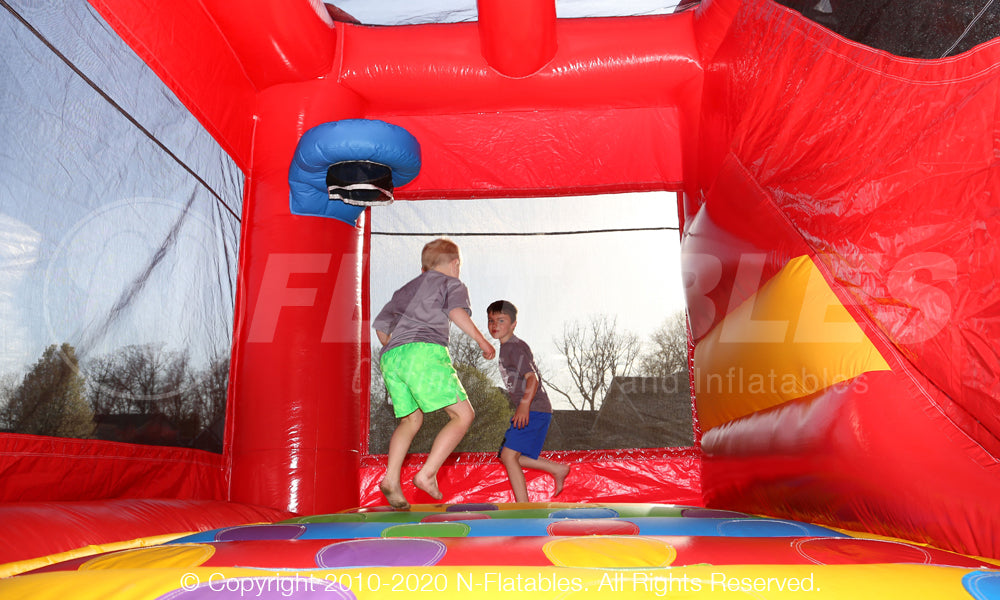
[553,464,570,497]
[413,472,443,500]
[379,480,410,510]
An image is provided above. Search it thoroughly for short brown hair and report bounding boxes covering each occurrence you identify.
[487,300,517,321]
[421,238,460,271]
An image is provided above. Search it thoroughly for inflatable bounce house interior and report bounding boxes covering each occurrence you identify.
[2,0,1000,597]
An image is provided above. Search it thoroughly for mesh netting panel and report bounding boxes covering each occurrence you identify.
[367,194,693,453]
[0,2,243,451]
[777,0,1000,58]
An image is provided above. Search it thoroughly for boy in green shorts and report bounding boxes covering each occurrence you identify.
[487,300,570,502]
[373,238,495,509]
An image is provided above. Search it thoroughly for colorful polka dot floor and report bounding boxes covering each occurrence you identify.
[3,503,999,599]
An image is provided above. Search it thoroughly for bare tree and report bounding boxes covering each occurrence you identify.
[0,371,20,431]
[534,356,577,411]
[448,325,497,378]
[550,314,640,411]
[84,343,203,446]
[86,343,191,416]
[638,311,690,378]
[187,353,229,431]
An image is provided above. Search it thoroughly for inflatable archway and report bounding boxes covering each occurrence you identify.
[2,0,1000,596]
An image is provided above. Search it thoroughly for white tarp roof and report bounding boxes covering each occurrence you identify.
[328,0,683,25]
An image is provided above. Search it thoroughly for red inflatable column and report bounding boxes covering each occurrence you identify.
[228,81,366,515]
[478,0,557,77]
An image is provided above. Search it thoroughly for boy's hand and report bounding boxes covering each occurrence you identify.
[449,307,496,360]
[512,404,530,429]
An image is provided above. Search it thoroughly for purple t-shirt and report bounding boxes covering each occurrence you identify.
[499,335,551,412]
[373,270,471,354]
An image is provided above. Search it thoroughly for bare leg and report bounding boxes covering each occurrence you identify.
[413,399,474,500]
[380,410,422,510]
[519,456,571,497]
[500,446,529,502]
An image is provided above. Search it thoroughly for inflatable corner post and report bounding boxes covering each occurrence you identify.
[2,0,1000,594]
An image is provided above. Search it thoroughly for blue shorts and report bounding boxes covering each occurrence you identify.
[499,411,552,460]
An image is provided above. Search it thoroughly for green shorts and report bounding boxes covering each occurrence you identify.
[379,343,468,418]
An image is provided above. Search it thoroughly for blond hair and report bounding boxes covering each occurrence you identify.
[421,237,460,271]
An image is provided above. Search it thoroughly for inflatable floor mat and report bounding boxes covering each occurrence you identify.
[3,503,999,599]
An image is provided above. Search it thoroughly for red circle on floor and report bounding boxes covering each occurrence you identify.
[546,519,640,536]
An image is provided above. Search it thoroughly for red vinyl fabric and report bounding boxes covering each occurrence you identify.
[0,434,226,503]
[359,448,704,507]
[0,499,294,568]
[686,0,1000,558]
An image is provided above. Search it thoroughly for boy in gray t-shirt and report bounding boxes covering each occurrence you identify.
[373,238,494,510]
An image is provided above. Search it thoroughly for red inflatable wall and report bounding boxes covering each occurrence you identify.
[685,0,1000,558]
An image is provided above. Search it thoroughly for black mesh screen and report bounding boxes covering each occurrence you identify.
[777,0,1000,58]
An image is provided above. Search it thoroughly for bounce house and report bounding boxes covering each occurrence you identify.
[2,0,1000,597]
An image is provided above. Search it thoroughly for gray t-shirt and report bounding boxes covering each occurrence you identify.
[499,335,551,412]
[373,270,472,354]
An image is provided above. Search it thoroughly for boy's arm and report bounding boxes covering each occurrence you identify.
[511,372,538,429]
[372,299,397,346]
[448,307,496,360]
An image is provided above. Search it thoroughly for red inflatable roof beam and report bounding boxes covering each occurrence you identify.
[478,0,557,77]
[325,3,361,24]
[201,0,337,89]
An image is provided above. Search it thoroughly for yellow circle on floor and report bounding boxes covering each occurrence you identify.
[80,544,215,570]
[543,536,677,568]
